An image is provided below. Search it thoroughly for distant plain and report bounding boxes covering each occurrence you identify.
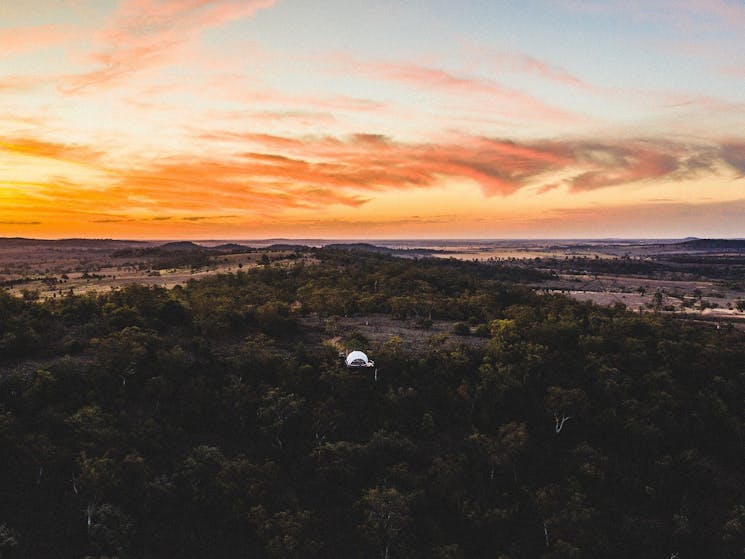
[2,237,744,329]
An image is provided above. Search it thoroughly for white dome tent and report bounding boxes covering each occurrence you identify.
[345,350,374,368]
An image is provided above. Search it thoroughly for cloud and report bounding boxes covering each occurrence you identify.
[0,75,54,92]
[4,131,745,228]
[228,135,565,197]
[568,142,682,191]
[0,220,41,225]
[118,132,745,209]
[535,183,562,195]
[181,215,237,221]
[0,137,104,166]
[458,42,596,91]
[197,132,305,149]
[495,52,590,89]
[0,24,77,55]
[336,57,584,123]
[65,0,275,92]
[719,142,745,175]
[247,110,337,125]
[108,157,373,212]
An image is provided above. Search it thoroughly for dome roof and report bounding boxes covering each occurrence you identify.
[346,350,372,367]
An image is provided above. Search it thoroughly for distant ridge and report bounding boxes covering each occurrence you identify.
[0,237,148,248]
[673,238,745,251]
[213,243,250,252]
[325,242,393,254]
[265,243,310,251]
[324,242,446,256]
[158,241,205,251]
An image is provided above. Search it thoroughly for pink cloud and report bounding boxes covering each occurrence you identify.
[0,75,52,91]
[191,133,575,196]
[335,57,585,123]
[457,42,596,91]
[490,51,593,90]
[0,24,77,55]
[65,0,275,92]
[198,108,338,128]
[218,133,742,195]
[198,132,305,148]
[569,143,680,191]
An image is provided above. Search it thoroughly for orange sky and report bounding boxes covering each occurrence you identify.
[2,1,745,239]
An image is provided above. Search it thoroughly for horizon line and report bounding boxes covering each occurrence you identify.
[2,235,741,243]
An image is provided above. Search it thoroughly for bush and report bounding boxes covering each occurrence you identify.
[452,322,470,336]
[473,324,490,337]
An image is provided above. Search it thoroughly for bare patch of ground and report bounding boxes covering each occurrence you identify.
[2,250,306,300]
[543,273,745,329]
[298,314,487,356]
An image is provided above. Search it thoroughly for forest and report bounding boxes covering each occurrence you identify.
[0,248,743,558]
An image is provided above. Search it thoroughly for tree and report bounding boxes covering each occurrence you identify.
[652,290,664,311]
[544,387,586,435]
[250,508,315,559]
[74,453,117,536]
[0,524,18,558]
[358,487,411,559]
[452,322,470,336]
[88,503,135,558]
[257,389,305,449]
[468,422,528,486]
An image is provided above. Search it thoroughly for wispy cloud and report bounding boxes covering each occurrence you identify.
[457,42,596,91]
[197,132,305,149]
[489,51,593,89]
[64,0,275,92]
[0,137,104,166]
[182,215,237,221]
[0,24,78,55]
[720,141,745,175]
[335,57,585,123]
[0,75,54,92]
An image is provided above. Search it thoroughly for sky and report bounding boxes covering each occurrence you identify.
[1,0,745,240]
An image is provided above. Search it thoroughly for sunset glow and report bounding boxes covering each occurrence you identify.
[2,0,745,239]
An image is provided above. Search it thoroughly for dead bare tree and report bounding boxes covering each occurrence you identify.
[554,413,572,434]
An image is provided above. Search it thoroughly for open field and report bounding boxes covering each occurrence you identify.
[2,237,745,328]
[0,239,305,299]
[298,313,487,356]
[543,272,744,318]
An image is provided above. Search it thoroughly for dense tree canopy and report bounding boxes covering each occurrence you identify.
[0,250,743,558]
